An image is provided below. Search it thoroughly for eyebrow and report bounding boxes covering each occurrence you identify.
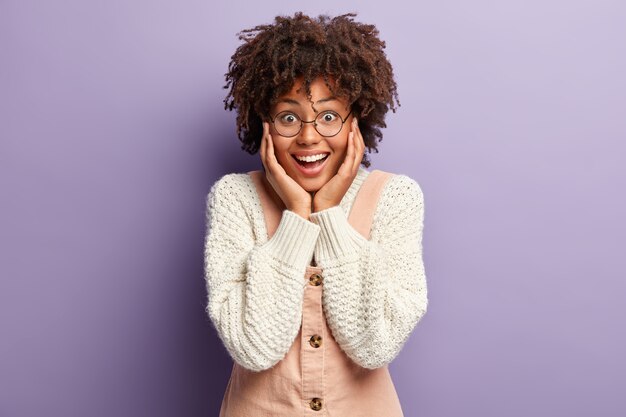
[276,96,338,105]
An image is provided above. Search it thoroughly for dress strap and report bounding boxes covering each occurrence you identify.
[347,170,394,240]
[247,170,283,239]
[247,169,394,242]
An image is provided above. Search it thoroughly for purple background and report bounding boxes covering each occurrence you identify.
[1,1,625,416]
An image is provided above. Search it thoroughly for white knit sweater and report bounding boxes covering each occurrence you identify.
[203,166,428,372]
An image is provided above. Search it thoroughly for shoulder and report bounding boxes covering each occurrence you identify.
[376,170,424,206]
[208,172,253,195]
[369,170,426,238]
[206,171,258,211]
[371,170,425,223]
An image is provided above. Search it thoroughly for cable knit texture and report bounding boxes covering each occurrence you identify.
[204,167,427,371]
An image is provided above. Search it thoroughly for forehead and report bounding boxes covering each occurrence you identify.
[272,76,347,108]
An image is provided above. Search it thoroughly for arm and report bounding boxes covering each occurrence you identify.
[203,174,321,372]
[309,174,428,369]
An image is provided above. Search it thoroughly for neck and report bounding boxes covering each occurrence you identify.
[260,175,286,210]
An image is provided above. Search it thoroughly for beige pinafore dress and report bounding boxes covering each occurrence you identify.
[218,169,404,417]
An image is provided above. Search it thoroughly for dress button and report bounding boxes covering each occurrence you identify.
[309,334,322,348]
[309,397,323,411]
[309,273,322,286]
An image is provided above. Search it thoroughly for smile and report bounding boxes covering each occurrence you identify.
[290,153,330,177]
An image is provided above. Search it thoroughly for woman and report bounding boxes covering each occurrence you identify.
[204,12,428,416]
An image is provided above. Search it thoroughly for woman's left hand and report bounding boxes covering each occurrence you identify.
[313,117,365,212]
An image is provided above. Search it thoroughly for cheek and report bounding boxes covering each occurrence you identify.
[271,140,292,164]
[332,135,350,158]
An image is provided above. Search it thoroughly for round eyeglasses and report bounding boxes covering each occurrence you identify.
[268,110,352,138]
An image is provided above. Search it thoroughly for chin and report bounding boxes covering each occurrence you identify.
[300,180,323,193]
[298,178,324,193]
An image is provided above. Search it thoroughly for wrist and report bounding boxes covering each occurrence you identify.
[313,202,336,213]
[290,207,311,220]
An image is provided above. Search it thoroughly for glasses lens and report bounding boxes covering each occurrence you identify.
[274,111,301,137]
[315,111,342,137]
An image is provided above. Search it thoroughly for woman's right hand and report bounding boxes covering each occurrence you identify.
[260,122,312,218]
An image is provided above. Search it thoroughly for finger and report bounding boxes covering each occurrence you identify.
[260,122,268,172]
[339,131,355,177]
[355,118,364,148]
[351,127,361,173]
[266,130,283,176]
[262,123,274,176]
[352,118,364,171]
[261,122,267,153]
[266,129,274,163]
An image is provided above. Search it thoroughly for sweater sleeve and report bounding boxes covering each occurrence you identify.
[308,174,428,369]
[203,174,321,372]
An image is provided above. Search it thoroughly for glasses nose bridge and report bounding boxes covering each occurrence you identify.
[297,117,322,141]
[302,117,319,129]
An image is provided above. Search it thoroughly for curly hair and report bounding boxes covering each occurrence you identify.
[223,12,400,168]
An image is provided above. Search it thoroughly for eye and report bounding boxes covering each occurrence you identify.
[278,112,299,125]
[319,111,339,123]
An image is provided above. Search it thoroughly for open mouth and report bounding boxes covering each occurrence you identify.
[290,153,330,176]
[291,153,329,169]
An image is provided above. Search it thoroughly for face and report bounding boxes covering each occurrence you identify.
[267,76,353,193]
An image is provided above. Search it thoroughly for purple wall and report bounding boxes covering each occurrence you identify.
[1,1,625,416]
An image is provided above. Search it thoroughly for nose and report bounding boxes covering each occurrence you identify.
[297,121,321,146]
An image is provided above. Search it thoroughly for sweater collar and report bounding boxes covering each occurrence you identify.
[339,166,370,212]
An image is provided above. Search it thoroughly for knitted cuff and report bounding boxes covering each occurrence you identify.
[309,205,367,261]
[260,209,320,269]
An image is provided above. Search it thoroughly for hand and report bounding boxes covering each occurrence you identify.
[313,117,365,212]
[259,121,312,217]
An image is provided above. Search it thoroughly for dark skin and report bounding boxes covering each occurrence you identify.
[224,13,400,169]
[260,118,365,219]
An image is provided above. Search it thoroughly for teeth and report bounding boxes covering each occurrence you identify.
[295,153,328,162]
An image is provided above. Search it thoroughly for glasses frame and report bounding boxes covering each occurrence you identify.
[268,109,352,138]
